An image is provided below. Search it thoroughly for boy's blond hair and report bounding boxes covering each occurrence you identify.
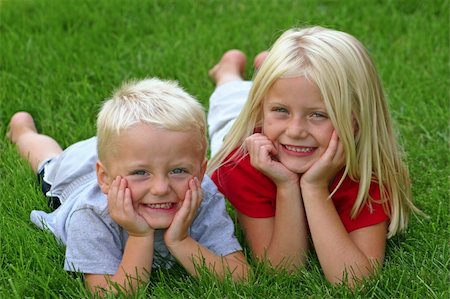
[97,77,207,163]
[208,26,419,238]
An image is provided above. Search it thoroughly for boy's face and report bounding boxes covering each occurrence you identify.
[100,123,206,229]
[262,76,335,174]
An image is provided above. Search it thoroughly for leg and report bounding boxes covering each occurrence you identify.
[253,51,269,70]
[207,50,270,156]
[7,112,63,173]
[208,50,251,156]
[208,49,246,86]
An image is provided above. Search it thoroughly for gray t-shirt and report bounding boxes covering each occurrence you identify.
[30,137,242,275]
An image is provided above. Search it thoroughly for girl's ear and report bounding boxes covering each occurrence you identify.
[96,160,111,194]
[352,116,359,135]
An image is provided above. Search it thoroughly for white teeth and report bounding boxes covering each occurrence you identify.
[285,145,314,153]
[147,203,173,209]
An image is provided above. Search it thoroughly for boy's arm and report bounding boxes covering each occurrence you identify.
[85,234,154,295]
[85,177,155,296]
[165,177,249,281]
[167,237,248,280]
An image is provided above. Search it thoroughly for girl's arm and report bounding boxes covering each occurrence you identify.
[85,177,155,296]
[164,177,249,280]
[301,186,387,285]
[241,133,309,270]
[301,131,387,285]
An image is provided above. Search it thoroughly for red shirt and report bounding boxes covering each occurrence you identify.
[212,151,389,232]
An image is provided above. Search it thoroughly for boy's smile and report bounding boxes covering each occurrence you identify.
[262,76,335,174]
[100,123,206,229]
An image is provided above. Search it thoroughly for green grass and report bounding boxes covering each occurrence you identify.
[1,0,448,298]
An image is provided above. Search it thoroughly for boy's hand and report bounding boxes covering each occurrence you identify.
[164,177,202,247]
[300,130,345,189]
[246,133,298,185]
[108,176,153,237]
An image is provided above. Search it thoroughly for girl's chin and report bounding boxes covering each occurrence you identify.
[282,161,312,174]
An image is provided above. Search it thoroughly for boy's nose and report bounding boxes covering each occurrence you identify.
[150,176,170,196]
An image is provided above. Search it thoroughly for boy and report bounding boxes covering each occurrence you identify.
[7,78,248,295]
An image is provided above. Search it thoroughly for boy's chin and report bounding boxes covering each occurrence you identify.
[146,218,174,230]
[140,209,177,230]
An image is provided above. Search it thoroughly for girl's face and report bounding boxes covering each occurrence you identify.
[262,76,335,174]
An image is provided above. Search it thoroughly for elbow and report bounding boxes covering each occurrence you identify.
[232,262,250,281]
[324,261,382,287]
[219,252,251,282]
[253,249,307,272]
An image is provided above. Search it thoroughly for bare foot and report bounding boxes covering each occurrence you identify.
[209,50,246,86]
[253,51,269,70]
[7,111,38,144]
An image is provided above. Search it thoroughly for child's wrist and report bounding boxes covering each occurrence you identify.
[300,184,329,200]
[165,235,192,251]
[275,175,300,189]
[127,229,155,238]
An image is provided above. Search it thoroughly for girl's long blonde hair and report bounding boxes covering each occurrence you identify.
[208,26,419,238]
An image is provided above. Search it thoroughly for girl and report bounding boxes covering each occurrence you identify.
[207,26,419,285]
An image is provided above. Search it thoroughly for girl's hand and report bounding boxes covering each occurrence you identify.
[301,130,345,189]
[164,177,202,246]
[246,133,299,185]
[108,176,153,237]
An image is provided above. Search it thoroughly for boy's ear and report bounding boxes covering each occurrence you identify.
[96,160,111,194]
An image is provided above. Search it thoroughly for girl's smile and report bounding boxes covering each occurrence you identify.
[263,76,335,174]
[281,144,316,155]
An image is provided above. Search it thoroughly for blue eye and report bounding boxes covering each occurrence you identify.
[311,112,327,119]
[132,170,148,176]
[170,168,187,174]
[272,107,288,113]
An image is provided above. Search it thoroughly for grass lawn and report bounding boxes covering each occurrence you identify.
[0,0,448,298]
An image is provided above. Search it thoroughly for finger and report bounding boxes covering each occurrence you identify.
[322,130,340,161]
[117,177,128,213]
[108,176,121,211]
[122,186,135,216]
[259,143,277,161]
[245,134,271,153]
[248,139,275,166]
[188,177,202,219]
[175,188,192,222]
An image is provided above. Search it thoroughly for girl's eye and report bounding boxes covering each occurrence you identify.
[272,107,288,113]
[132,170,148,176]
[170,168,188,175]
[311,112,327,119]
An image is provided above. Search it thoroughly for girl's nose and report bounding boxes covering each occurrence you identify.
[150,176,170,196]
[285,117,308,139]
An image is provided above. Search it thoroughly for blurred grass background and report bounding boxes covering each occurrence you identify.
[0,0,448,298]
